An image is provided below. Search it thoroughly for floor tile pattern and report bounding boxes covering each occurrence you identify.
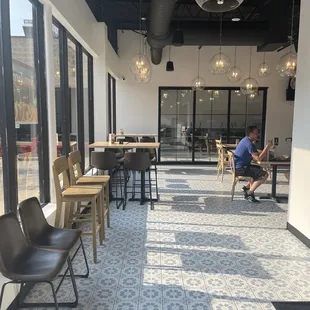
[27,166,310,310]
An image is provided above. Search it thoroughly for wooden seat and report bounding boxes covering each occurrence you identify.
[216,140,230,182]
[68,150,111,239]
[227,151,252,201]
[53,156,103,264]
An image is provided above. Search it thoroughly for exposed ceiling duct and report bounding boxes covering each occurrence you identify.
[147,0,177,65]
[195,0,244,13]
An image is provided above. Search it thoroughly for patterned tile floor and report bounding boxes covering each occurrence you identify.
[28,166,310,310]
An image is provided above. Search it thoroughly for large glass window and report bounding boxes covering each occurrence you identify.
[52,19,94,172]
[9,0,48,206]
[159,87,267,163]
[108,73,116,134]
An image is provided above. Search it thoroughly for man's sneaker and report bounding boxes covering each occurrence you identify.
[244,192,260,203]
[242,186,250,193]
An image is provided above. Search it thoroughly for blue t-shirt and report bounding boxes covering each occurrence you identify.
[234,137,257,169]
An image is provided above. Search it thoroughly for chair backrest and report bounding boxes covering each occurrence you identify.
[139,137,157,160]
[19,197,50,245]
[124,152,151,171]
[53,156,70,191]
[119,136,137,143]
[227,150,236,178]
[68,150,83,185]
[91,151,117,171]
[0,213,29,278]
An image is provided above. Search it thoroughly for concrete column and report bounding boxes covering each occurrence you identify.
[93,23,108,141]
[43,2,57,203]
[287,0,310,239]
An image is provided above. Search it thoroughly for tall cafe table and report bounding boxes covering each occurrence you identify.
[89,142,160,205]
[257,160,291,203]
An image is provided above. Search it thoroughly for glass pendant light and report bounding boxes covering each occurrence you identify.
[129,0,152,83]
[277,0,297,78]
[258,52,271,77]
[241,47,259,95]
[227,46,242,82]
[192,47,205,91]
[248,92,258,100]
[209,14,231,75]
[290,75,296,89]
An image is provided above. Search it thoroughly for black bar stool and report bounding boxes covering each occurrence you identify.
[123,152,154,210]
[91,151,124,208]
[139,136,159,201]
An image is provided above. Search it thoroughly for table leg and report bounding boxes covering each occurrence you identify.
[271,165,277,198]
[140,170,146,205]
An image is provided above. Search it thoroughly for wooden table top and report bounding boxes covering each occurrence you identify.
[114,134,158,137]
[16,141,77,147]
[257,161,291,166]
[89,142,160,149]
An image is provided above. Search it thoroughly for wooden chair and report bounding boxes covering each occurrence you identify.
[216,140,230,182]
[68,150,110,239]
[227,151,252,201]
[53,156,103,263]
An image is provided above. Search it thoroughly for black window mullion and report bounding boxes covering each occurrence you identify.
[0,0,18,213]
[108,73,112,134]
[227,90,231,144]
[59,27,70,156]
[112,76,116,133]
[88,55,94,168]
[192,90,196,162]
[32,2,50,203]
[76,43,85,172]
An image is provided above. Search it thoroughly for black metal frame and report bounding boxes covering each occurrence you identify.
[0,257,78,309]
[0,0,49,212]
[108,73,117,134]
[52,18,94,173]
[158,86,268,164]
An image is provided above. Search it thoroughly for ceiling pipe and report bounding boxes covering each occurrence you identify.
[147,0,177,65]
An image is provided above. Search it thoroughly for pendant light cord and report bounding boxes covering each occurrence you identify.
[219,13,223,53]
[249,46,252,77]
[139,0,142,53]
[234,46,237,66]
[169,45,171,61]
[263,52,266,63]
[198,47,200,77]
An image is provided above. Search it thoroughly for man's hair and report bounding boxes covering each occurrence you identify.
[247,125,258,136]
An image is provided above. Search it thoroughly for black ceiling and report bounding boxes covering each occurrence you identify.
[85,0,300,51]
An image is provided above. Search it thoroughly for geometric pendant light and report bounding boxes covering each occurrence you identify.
[192,47,205,91]
[258,52,271,77]
[209,14,231,75]
[276,0,297,78]
[227,46,242,82]
[240,47,259,95]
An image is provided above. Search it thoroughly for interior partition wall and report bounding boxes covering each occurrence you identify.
[0,0,49,214]
[52,18,94,172]
[159,87,267,164]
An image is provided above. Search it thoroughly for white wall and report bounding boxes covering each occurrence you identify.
[116,31,294,155]
[287,0,310,239]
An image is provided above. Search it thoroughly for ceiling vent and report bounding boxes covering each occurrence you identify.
[195,0,244,13]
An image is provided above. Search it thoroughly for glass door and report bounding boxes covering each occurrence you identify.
[160,89,193,162]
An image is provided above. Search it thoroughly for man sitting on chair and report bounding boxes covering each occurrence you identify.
[234,126,272,203]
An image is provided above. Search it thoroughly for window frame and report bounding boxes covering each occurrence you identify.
[158,86,268,164]
[0,0,49,213]
[52,17,94,172]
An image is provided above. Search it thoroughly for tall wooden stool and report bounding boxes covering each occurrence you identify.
[68,150,110,239]
[53,156,103,263]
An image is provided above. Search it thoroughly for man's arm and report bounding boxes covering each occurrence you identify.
[251,141,272,162]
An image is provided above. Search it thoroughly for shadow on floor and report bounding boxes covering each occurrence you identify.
[272,302,310,309]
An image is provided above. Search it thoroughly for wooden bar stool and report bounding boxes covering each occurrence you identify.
[53,156,103,263]
[68,150,111,239]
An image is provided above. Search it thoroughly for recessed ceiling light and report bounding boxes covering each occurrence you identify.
[232,17,241,22]
[141,17,147,21]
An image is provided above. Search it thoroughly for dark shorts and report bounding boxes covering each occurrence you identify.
[235,165,267,181]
